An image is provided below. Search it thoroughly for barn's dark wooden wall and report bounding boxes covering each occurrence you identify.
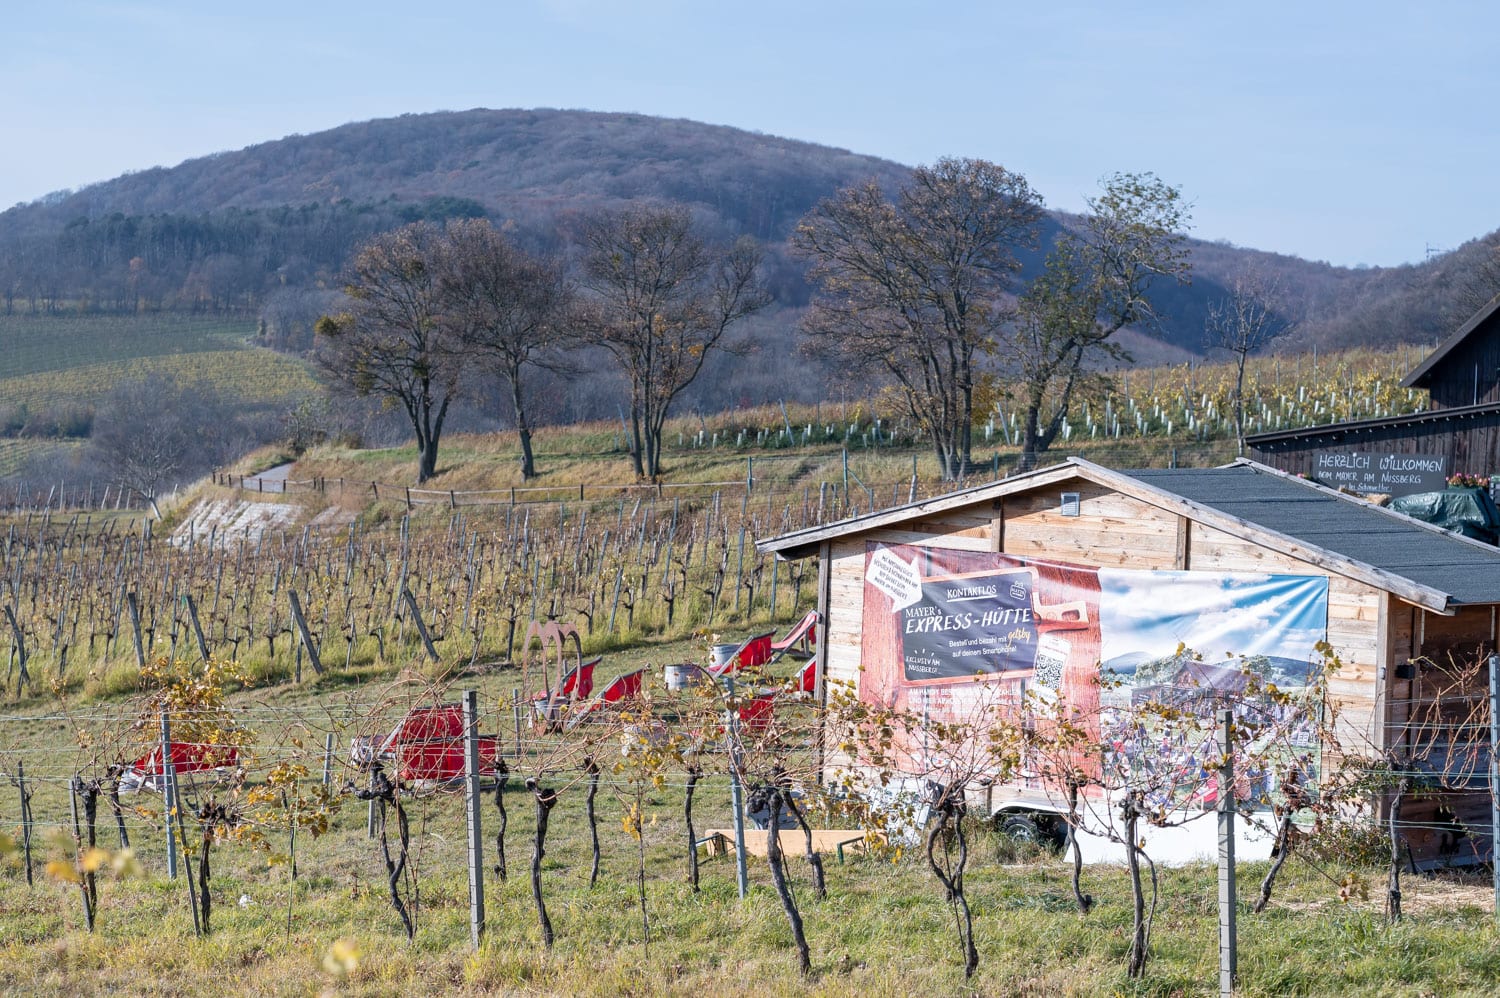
[1403,300,1500,409]
[1247,403,1500,479]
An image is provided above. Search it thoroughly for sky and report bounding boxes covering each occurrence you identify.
[4,1,1498,268]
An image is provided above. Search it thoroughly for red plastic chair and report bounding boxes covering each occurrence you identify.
[737,691,778,734]
[566,668,648,730]
[770,610,819,660]
[119,742,242,793]
[795,659,817,695]
[599,668,646,704]
[353,703,503,784]
[709,632,774,677]
[529,657,600,703]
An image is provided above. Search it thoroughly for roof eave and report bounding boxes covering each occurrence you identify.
[1400,292,1500,389]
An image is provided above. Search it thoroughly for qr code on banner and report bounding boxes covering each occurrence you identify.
[1033,635,1069,691]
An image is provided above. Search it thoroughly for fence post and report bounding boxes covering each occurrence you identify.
[126,591,146,668]
[726,673,750,901]
[1217,707,1237,997]
[463,689,486,948]
[322,732,335,787]
[287,590,325,675]
[183,593,210,662]
[512,689,523,760]
[160,710,178,879]
[1490,653,1499,921]
[17,760,32,886]
[746,457,754,493]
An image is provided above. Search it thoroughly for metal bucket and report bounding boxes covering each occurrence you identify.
[710,643,739,669]
[664,664,696,691]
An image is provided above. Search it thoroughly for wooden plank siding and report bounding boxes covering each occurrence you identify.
[1419,324,1500,409]
[1248,407,1500,480]
[1001,484,1180,569]
[805,469,1500,865]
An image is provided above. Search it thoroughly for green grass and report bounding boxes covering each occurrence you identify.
[0,642,1496,996]
[0,313,318,421]
[0,314,251,380]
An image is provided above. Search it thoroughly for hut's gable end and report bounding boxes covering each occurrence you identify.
[1000,483,1180,569]
[864,511,995,553]
[1421,325,1500,409]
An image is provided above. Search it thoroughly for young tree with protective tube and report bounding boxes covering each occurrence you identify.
[1011,173,1191,467]
[794,158,1044,480]
[576,203,769,479]
[315,221,463,484]
[440,219,572,480]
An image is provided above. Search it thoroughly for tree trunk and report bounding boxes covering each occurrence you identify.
[1125,795,1148,978]
[765,790,811,976]
[1067,782,1092,914]
[380,796,415,940]
[529,781,557,946]
[1387,777,1408,923]
[628,407,645,478]
[585,759,601,888]
[684,766,701,892]
[491,762,508,881]
[925,806,978,978]
[107,770,130,849]
[1233,351,1249,456]
[1253,811,1295,913]
[197,829,213,935]
[417,441,439,484]
[512,376,537,480]
[785,792,827,901]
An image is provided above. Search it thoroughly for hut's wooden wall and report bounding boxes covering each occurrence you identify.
[814,477,1498,863]
[1423,317,1500,409]
[1247,409,1500,479]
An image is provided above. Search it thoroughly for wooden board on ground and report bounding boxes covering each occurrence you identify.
[699,828,884,862]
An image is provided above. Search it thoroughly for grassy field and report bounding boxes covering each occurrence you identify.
[0,313,317,419]
[1,339,1484,994]
[0,643,1495,997]
[0,314,251,380]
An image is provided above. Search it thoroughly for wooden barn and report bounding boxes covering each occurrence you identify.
[1249,294,1500,481]
[760,457,1500,864]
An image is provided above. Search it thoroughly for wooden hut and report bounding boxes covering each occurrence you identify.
[759,457,1500,864]
[1248,294,1500,480]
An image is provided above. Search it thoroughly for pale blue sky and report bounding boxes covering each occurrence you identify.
[4,1,1496,267]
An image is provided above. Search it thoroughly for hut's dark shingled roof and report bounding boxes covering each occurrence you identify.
[1121,465,1500,606]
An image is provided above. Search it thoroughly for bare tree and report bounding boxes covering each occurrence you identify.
[795,158,1044,479]
[314,222,465,484]
[87,372,245,515]
[576,203,768,479]
[1011,173,1191,466]
[440,220,572,480]
[1206,273,1293,454]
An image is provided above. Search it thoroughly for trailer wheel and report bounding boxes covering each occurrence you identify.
[996,812,1065,849]
[999,813,1042,844]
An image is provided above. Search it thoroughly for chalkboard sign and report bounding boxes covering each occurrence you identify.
[900,568,1038,682]
[1313,450,1448,496]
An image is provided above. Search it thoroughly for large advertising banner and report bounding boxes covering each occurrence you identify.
[860,543,1329,803]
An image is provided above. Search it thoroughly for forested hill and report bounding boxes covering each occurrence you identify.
[2,107,1499,356]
